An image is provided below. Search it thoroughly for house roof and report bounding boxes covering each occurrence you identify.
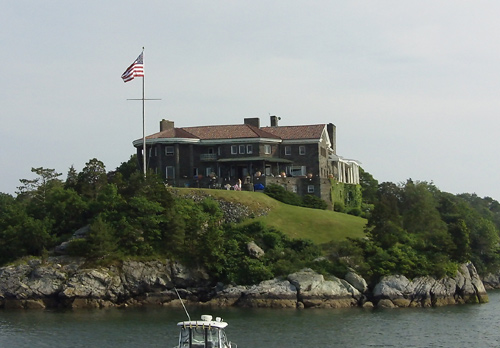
[261,124,327,140]
[145,124,281,141]
[138,122,329,147]
[147,127,198,140]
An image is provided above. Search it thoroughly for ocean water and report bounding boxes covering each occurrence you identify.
[1,291,499,348]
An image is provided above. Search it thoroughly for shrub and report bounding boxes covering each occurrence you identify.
[348,207,361,216]
[334,201,345,212]
[264,184,302,206]
[265,184,328,210]
[302,194,328,210]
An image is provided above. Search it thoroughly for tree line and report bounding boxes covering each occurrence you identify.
[325,175,500,282]
[1,156,500,286]
[0,156,323,285]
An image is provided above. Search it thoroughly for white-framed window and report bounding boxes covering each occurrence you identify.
[264,144,271,154]
[307,185,315,193]
[292,185,298,193]
[193,168,199,177]
[285,146,291,156]
[287,166,306,176]
[231,145,238,154]
[299,146,306,155]
[239,145,245,154]
[166,166,175,179]
[247,144,253,154]
[265,165,271,176]
[206,167,213,177]
[165,146,174,156]
[217,146,221,155]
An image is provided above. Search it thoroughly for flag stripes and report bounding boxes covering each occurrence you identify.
[121,52,144,82]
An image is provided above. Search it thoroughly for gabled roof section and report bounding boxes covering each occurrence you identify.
[146,127,199,140]
[183,124,280,140]
[261,124,326,140]
[146,124,280,141]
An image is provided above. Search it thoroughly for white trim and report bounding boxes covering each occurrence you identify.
[133,137,282,147]
[201,138,282,145]
[133,138,199,147]
[281,139,321,144]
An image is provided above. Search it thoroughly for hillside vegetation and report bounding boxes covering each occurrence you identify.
[173,188,366,244]
[3,155,500,287]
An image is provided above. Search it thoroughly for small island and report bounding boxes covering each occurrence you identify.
[1,156,500,310]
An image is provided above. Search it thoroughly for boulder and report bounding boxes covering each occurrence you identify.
[482,271,500,289]
[247,241,265,259]
[344,270,368,293]
[169,261,210,288]
[209,285,248,307]
[288,269,359,308]
[373,262,488,308]
[60,268,123,301]
[121,260,172,295]
[236,279,297,308]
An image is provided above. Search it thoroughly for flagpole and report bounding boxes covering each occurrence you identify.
[142,47,146,177]
[124,48,160,177]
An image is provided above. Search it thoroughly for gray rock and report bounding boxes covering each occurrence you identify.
[236,279,297,308]
[344,270,368,293]
[247,241,265,259]
[169,261,210,288]
[482,272,500,289]
[373,262,489,307]
[121,260,172,294]
[288,269,359,308]
[61,268,123,301]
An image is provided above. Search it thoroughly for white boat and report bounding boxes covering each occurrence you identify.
[175,315,237,348]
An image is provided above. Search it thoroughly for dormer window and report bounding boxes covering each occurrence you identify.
[239,145,245,154]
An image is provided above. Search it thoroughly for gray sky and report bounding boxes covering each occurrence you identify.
[2,1,500,200]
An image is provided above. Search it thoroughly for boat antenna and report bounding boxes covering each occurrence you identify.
[174,287,191,321]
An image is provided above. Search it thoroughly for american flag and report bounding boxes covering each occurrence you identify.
[121,52,144,82]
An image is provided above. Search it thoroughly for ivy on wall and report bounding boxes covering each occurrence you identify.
[330,179,362,214]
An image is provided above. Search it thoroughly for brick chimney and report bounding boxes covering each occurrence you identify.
[270,115,280,127]
[244,117,260,128]
[160,119,174,131]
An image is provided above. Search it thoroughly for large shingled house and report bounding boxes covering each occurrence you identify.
[133,116,360,207]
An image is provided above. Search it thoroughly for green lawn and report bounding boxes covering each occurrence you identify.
[172,188,367,245]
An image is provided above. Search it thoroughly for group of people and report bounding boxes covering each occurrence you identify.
[225,179,242,191]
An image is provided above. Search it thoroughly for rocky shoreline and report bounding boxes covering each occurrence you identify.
[0,256,490,310]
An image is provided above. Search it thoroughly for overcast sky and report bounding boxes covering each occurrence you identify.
[2,1,500,200]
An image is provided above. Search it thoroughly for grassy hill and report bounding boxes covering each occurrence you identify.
[173,188,367,245]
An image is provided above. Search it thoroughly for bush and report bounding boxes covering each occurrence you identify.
[65,238,90,256]
[236,257,274,285]
[348,207,361,216]
[302,195,328,210]
[334,201,345,212]
[264,184,302,206]
[264,184,328,210]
